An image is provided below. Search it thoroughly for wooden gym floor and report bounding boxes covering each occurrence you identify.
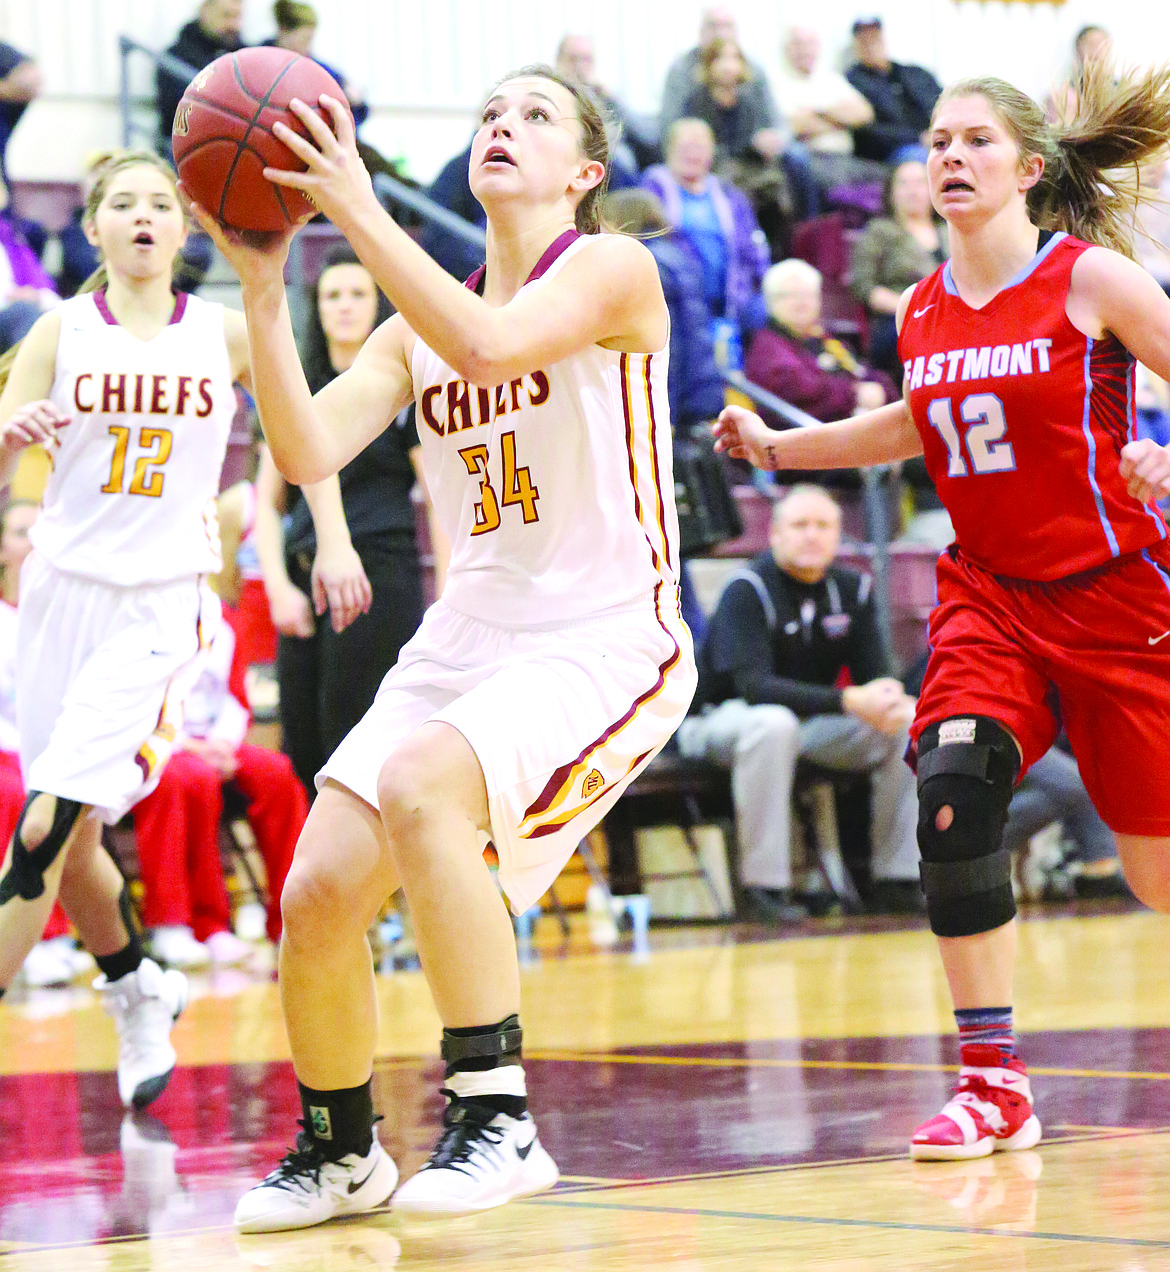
[3,902,1170,1270]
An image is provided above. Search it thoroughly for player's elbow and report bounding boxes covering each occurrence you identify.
[268,441,333,486]
[458,342,516,389]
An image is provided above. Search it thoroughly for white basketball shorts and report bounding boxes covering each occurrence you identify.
[17,553,219,823]
[320,593,696,914]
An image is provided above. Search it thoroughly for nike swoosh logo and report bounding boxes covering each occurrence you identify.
[516,1138,535,1161]
[913,305,934,318]
[347,1163,379,1194]
[1150,631,1170,646]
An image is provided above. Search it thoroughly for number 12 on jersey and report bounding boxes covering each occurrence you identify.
[927,393,1015,477]
[100,424,173,497]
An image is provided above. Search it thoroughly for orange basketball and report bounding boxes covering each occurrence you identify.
[172,46,351,232]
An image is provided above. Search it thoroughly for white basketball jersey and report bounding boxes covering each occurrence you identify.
[0,599,18,754]
[33,290,235,586]
[412,232,681,626]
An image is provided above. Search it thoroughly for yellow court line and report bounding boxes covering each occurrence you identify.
[525,1049,1170,1082]
[547,1130,1168,1194]
[1053,1123,1154,1133]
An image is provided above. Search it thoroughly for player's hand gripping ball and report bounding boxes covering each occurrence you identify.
[172,46,352,234]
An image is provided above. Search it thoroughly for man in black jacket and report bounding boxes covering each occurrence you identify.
[678,485,921,920]
[156,0,247,152]
[154,1,246,290]
[844,17,941,164]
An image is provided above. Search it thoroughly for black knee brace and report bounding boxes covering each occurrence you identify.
[916,717,1021,938]
[0,793,84,904]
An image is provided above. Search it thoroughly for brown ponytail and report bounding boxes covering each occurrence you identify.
[937,65,1170,258]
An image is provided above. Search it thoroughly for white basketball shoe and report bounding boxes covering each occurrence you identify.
[96,957,189,1108]
[234,1127,398,1233]
[391,1101,559,1216]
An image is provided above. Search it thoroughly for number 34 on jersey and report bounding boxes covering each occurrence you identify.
[459,430,540,534]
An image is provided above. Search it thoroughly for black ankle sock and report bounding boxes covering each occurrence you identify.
[95,938,143,983]
[298,1079,374,1160]
[0,986,5,1001]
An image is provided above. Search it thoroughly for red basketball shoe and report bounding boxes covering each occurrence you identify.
[911,1044,1042,1161]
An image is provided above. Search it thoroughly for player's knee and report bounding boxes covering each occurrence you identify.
[1114,838,1170,913]
[916,717,1020,938]
[375,749,451,845]
[14,792,61,852]
[0,793,85,905]
[280,857,353,947]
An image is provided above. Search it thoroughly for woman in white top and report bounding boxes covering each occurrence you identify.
[0,151,251,1109]
[191,63,696,1233]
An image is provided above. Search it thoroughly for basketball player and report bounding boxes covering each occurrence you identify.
[714,66,1170,1161]
[0,150,255,1108]
[187,64,695,1231]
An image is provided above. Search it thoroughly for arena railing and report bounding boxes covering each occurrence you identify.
[721,370,896,661]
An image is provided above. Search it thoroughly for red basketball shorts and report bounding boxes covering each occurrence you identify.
[911,541,1170,836]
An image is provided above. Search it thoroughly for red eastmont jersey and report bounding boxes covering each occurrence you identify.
[899,232,1167,580]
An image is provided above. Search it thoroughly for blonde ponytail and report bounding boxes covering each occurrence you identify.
[938,63,1170,258]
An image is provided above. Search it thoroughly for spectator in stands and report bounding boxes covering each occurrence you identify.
[156,0,247,151]
[603,188,728,639]
[555,34,657,178]
[849,159,947,382]
[263,1,369,129]
[845,17,941,165]
[745,259,894,428]
[1004,744,1131,901]
[0,41,40,186]
[661,7,778,144]
[0,177,58,355]
[253,247,443,797]
[155,0,246,291]
[679,484,922,920]
[1045,24,1113,124]
[216,472,280,672]
[678,37,818,240]
[1137,152,1170,298]
[1135,364,1170,451]
[603,189,724,430]
[641,119,769,346]
[773,26,886,197]
[0,500,89,988]
[419,136,484,281]
[132,620,304,968]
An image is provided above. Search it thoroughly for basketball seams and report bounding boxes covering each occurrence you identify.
[215,52,314,225]
[175,48,344,231]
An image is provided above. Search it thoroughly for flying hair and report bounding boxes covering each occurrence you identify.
[936,63,1170,258]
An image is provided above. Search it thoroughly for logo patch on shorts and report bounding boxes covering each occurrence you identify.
[309,1107,333,1140]
[581,769,605,798]
[939,718,977,746]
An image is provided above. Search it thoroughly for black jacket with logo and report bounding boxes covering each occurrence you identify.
[693,552,890,717]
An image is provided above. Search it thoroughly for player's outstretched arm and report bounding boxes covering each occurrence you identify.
[263,97,667,380]
[0,311,63,490]
[714,399,923,471]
